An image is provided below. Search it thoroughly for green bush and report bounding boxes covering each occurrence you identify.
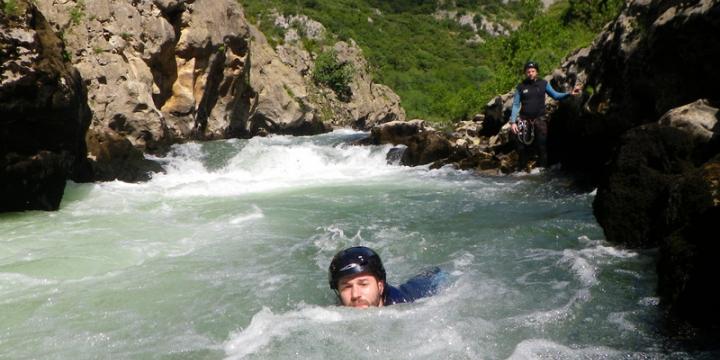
[312,50,354,101]
[1,0,21,17]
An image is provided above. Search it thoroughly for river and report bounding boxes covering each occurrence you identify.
[0,130,712,359]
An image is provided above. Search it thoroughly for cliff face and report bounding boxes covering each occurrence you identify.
[35,0,254,151]
[29,0,404,181]
[1,1,91,211]
[246,16,405,134]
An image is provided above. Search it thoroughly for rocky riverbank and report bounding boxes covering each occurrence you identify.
[2,0,404,201]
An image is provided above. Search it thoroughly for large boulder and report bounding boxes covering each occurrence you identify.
[331,41,406,130]
[248,23,406,133]
[400,130,452,167]
[593,99,720,325]
[1,0,92,211]
[656,158,720,326]
[246,25,329,136]
[360,120,452,167]
[86,130,164,182]
[593,124,700,248]
[367,120,430,145]
[657,99,719,148]
[545,0,720,328]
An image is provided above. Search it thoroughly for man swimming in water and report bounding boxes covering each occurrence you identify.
[328,246,445,308]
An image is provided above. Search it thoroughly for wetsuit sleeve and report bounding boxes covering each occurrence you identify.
[509,88,521,123]
[384,285,411,305]
[545,82,569,100]
[384,267,448,305]
[398,267,446,301]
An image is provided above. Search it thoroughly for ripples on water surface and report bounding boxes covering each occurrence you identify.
[0,130,713,359]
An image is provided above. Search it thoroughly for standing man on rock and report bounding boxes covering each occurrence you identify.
[509,61,581,171]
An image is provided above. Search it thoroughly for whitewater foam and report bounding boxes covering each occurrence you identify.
[224,283,480,360]
[507,339,623,359]
[608,311,639,332]
[229,205,264,224]
[223,306,345,359]
[144,133,409,198]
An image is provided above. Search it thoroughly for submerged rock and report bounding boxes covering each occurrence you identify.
[86,130,164,182]
[358,120,452,167]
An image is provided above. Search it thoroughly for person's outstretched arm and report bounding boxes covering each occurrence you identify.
[545,82,569,100]
[546,82,582,100]
[509,89,521,134]
[509,89,521,123]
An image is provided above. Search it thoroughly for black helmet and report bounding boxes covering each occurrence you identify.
[524,61,539,72]
[328,246,386,291]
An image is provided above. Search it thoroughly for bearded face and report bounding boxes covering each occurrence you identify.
[337,272,385,308]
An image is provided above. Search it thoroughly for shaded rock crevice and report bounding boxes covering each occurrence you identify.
[1,0,92,211]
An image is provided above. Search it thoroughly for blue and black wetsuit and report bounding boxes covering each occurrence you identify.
[509,79,569,123]
[384,267,447,305]
[509,79,570,169]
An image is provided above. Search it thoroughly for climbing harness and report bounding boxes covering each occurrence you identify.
[516,118,535,145]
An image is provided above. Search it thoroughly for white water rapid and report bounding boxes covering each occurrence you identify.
[1,130,712,359]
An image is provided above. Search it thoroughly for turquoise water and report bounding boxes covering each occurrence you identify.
[0,130,702,359]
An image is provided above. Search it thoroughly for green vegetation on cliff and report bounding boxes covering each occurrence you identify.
[1,0,21,17]
[312,49,354,101]
[239,0,623,125]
